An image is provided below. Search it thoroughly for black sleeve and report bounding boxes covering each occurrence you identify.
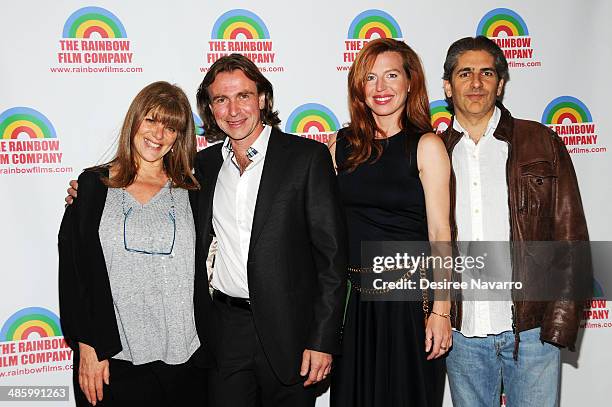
[304,143,348,354]
[58,171,104,350]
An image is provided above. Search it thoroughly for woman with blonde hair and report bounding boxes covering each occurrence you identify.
[330,39,451,406]
[59,81,206,406]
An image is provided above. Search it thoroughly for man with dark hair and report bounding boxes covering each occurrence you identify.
[196,54,281,143]
[440,36,589,407]
[194,53,347,406]
[65,53,347,406]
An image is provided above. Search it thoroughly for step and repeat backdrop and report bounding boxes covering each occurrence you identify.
[1,0,610,405]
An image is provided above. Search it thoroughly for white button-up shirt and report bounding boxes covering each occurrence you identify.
[211,126,271,298]
[452,107,513,337]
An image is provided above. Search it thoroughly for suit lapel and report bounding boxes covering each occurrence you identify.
[248,128,291,254]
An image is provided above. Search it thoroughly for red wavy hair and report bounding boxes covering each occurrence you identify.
[343,38,432,172]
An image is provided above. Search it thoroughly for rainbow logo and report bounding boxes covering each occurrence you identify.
[348,9,402,39]
[62,6,127,38]
[477,8,529,37]
[0,307,62,341]
[430,100,453,134]
[285,103,340,134]
[0,107,57,140]
[541,96,592,125]
[211,9,270,40]
[193,112,204,136]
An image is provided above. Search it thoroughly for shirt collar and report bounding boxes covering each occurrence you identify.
[221,125,271,165]
[453,106,501,141]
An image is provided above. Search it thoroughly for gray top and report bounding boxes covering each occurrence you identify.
[99,183,200,365]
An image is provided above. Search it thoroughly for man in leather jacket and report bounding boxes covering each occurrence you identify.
[440,36,590,407]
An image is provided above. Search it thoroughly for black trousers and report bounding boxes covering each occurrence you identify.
[73,355,207,407]
[208,293,316,407]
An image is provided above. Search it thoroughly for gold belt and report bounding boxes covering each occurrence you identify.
[347,265,430,326]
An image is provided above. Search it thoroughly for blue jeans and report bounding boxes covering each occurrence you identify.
[446,327,560,407]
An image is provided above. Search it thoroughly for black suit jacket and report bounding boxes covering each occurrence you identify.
[193,128,347,384]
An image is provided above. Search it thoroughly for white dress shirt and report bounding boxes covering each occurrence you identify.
[211,126,271,298]
[452,106,513,337]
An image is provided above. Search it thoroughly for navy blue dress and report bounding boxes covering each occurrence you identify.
[331,128,445,407]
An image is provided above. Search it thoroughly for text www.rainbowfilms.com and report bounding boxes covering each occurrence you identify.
[567,146,607,154]
[0,166,73,175]
[0,364,73,378]
[199,65,285,74]
[49,66,143,73]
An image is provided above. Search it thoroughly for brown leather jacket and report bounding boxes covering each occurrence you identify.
[441,103,590,351]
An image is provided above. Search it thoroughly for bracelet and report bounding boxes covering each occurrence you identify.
[430,311,450,319]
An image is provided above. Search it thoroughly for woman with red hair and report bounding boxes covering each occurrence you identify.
[329,39,451,406]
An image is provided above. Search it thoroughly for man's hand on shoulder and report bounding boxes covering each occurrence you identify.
[300,349,332,387]
[65,179,78,205]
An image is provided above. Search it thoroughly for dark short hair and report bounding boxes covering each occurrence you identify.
[443,36,509,82]
[443,36,509,109]
[196,54,280,142]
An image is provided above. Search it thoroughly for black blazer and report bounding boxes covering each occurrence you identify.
[58,168,201,361]
[193,128,348,384]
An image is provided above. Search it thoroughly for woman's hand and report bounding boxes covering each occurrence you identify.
[425,302,453,360]
[65,179,78,206]
[78,342,109,406]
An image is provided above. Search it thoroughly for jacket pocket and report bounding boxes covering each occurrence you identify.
[519,161,557,217]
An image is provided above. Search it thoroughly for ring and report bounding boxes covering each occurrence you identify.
[440,346,448,350]
[426,337,432,342]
